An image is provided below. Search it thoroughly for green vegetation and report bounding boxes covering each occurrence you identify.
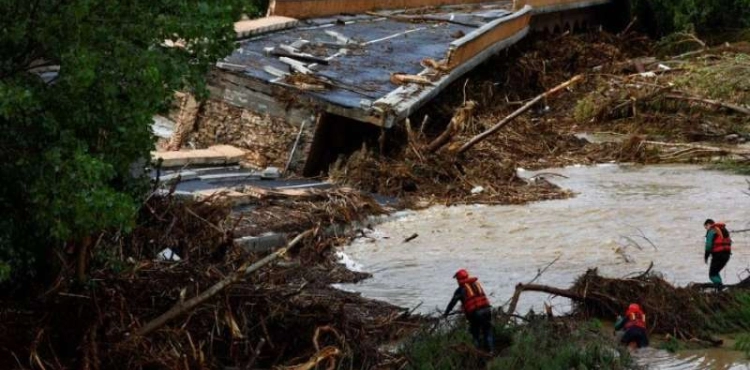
[0,0,264,283]
[401,316,634,370]
[659,337,683,353]
[630,0,750,36]
[709,159,750,176]
[673,53,750,104]
[735,333,750,358]
[707,293,750,334]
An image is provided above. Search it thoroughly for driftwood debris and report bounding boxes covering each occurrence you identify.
[403,233,419,243]
[133,229,313,338]
[426,100,477,153]
[457,75,583,154]
[664,93,750,115]
[390,73,433,86]
[501,268,750,342]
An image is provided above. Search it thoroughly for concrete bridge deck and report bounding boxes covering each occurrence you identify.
[169,0,615,175]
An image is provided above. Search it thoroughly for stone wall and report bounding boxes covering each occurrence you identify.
[187,99,315,171]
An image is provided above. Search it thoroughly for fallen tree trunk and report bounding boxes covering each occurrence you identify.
[133,229,313,338]
[499,282,618,327]
[457,75,583,154]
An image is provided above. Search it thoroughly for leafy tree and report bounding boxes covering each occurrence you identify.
[0,0,262,283]
[630,0,750,36]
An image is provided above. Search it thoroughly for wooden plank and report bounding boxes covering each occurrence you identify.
[268,0,491,19]
[234,16,299,39]
[446,6,531,69]
[152,145,246,167]
[373,6,532,127]
[515,0,611,13]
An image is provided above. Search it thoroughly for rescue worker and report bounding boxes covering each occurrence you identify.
[614,303,649,349]
[443,269,494,353]
[704,219,732,289]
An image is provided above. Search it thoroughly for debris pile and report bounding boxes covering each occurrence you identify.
[505,268,750,343]
[189,100,303,169]
[0,192,418,370]
[329,31,655,205]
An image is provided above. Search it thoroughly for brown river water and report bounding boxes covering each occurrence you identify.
[338,164,750,369]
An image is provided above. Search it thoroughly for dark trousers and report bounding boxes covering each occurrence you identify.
[709,251,731,286]
[467,307,494,352]
[621,326,649,348]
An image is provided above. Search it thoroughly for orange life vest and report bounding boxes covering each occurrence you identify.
[710,223,732,253]
[459,278,490,314]
[624,307,646,330]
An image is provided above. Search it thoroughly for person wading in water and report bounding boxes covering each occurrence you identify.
[704,219,732,291]
[443,269,495,353]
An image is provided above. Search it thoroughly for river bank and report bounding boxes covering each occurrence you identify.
[2,28,749,369]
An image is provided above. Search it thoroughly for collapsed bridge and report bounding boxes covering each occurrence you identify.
[164,0,624,176]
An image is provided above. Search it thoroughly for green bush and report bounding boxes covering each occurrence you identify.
[401,317,633,370]
[735,333,750,358]
[489,319,632,370]
[0,0,266,283]
[630,0,750,36]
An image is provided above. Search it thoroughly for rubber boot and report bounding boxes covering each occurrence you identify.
[710,275,724,292]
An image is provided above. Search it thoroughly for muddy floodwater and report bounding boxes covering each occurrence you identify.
[339,164,750,369]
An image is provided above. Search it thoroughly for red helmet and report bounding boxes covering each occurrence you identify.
[628,303,642,313]
[454,269,469,280]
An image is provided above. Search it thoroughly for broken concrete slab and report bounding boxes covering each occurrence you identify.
[234,16,298,39]
[152,116,176,139]
[198,172,261,181]
[235,233,287,254]
[152,145,246,168]
[261,167,281,179]
[159,170,199,183]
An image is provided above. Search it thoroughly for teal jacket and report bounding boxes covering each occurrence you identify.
[614,316,626,331]
[705,228,717,261]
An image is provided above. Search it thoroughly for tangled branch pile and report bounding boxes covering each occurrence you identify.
[570,43,750,163]
[0,192,418,370]
[509,268,750,342]
[329,31,656,204]
[569,269,750,339]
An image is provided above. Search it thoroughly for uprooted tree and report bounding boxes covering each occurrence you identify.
[0,0,266,283]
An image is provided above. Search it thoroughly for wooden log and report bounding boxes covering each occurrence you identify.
[133,230,313,338]
[664,93,750,116]
[426,101,476,153]
[457,75,583,154]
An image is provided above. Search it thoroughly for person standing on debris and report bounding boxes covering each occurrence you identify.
[443,269,495,353]
[614,303,649,349]
[704,219,732,289]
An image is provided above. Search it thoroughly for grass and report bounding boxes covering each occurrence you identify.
[400,315,635,370]
[707,293,750,334]
[659,337,683,353]
[735,333,750,358]
[708,159,750,176]
[673,53,750,105]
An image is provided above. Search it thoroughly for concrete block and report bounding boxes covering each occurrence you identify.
[234,16,298,39]
[151,145,247,168]
[159,170,198,183]
[261,167,281,179]
[235,233,287,254]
